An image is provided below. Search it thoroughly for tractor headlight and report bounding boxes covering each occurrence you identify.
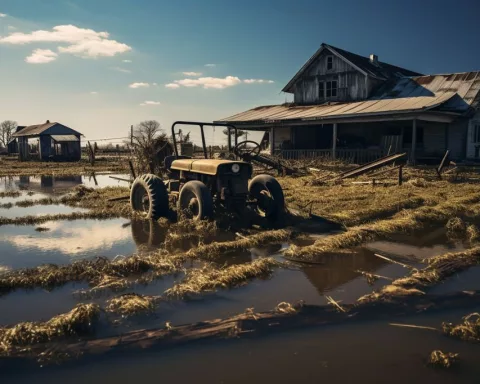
[231,164,240,173]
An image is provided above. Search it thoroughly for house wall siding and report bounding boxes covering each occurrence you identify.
[449,117,469,160]
[293,50,368,104]
[466,110,480,158]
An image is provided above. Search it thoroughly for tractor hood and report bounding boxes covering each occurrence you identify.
[170,159,252,176]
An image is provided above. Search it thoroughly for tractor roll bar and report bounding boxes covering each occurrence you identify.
[171,121,239,159]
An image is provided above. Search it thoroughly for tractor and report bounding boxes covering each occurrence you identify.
[130,121,285,221]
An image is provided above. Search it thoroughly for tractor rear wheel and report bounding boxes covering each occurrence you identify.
[248,174,285,220]
[178,180,213,220]
[130,174,169,220]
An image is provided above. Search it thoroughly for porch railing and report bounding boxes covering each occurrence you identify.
[275,149,387,164]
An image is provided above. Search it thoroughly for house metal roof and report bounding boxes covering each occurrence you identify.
[282,43,423,93]
[217,72,480,126]
[12,122,81,137]
[51,135,79,142]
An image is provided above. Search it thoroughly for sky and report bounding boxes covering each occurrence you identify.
[0,0,479,146]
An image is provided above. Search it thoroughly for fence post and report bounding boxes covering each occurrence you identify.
[332,123,337,160]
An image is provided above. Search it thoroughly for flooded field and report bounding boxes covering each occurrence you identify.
[0,166,479,381]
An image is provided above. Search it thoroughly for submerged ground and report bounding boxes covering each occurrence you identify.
[0,157,479,383]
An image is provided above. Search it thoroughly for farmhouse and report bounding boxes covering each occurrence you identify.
[12,121,82,161]
[216,43,480,163]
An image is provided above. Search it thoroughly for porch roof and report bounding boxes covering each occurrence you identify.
[216,71,480,128]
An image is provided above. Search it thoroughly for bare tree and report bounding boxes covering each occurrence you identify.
[130,120,173,174]
[0,120,17,148]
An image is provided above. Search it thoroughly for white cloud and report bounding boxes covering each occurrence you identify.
[25,48,58,64]
[183,71,202,76]
[165,83,180,89]
[0,24,131,58]
[90,91,98,94]
[172,76,241,89]
[122,59,132,63]
[205,63,216,67]
[110,66,131,73]
[152,82,158,86]
[0,13,6,18]
[243,79,275,84]
[140,101,161,106]
[129,82,149,88]
[7,26,16,31]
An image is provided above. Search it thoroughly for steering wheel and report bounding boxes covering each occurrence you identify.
[234,140,261,159]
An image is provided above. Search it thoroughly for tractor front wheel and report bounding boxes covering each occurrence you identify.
[130,174,169,220]
[248,174,285,220]
[178,181,213,220]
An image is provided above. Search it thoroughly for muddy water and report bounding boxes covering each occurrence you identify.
[0,174,129,199]
[4,308,480,384]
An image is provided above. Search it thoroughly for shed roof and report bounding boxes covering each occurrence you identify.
[282,43,423,93]
[12,122,81,137]
[218,72,480,126]
[51,135,80,142]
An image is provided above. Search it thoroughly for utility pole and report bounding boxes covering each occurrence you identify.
[245,131,248,141]
[130,125,133,147]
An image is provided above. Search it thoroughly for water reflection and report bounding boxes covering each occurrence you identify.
[0,174,129,196]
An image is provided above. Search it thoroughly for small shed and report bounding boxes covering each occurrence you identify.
[12,121,82,161]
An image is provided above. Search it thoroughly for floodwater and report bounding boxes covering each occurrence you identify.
[1,174,479,381]
[3,308,480,384]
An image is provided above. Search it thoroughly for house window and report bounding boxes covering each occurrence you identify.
[474,124,480,143]
[318,81,325,100]
[326,80,338,98]
[327,56,333,70]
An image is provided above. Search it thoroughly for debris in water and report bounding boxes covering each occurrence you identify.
[428,350,459,368]
[35,226,50,232]
[442,313,480,342]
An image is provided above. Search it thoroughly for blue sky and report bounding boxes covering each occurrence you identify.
[0,0,479,145]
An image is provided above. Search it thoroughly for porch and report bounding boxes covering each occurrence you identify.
[267,119,454,164]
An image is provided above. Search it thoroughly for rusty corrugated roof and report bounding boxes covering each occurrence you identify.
[12,122,81,137]
[217,72,480,125]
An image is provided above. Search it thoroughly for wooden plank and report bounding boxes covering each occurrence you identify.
[128,160,136,180]
[333,152,407,180]
[436,149,450,179]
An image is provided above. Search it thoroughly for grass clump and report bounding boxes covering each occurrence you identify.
[285,195,480,261]
[0,303,100,354]
[442,313,480,342]
[165,258,281,298]
[106,293,158,316]
[35,226,50,232]
[0,191,21,198]
[446,217,466,238]
[467,225,480,243]
[186,229,294,260]
[428,350,459,368]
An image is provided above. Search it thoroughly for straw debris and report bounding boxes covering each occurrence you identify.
[106,293,158,316]
[428,350,459,368]
[0,303,100,354]
[442,313,480,342]
[165,258,281,298]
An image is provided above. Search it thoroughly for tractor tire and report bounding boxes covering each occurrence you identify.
[130,174,169,220]
[248,174,285,220]
[178,180,213,220]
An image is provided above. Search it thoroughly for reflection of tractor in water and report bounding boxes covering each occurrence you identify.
[130,121,286,221]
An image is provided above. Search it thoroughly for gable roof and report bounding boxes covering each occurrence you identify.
[282,43,423,93]
[218,71,480,125]
[12,122,81,137]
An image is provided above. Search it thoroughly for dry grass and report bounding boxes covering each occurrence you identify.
[165,258,281,298]
[446,217,467,238]
[285,194,480,261]
[467,225,480,243]
[0,303,100,354]
[186,229,294,260]
[0,191,21,198]
[0,158,129,177]
[442,313,480,342]
[0,253,186,295]
[106,293,158,316]
[428,350,459,368]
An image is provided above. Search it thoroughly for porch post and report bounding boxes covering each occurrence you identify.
[411,119,417,164]
[270,127,275,156]
[332,123,338,160]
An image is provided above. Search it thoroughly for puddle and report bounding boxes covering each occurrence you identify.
[4,308,480,384]
[366,228,466,260]
[429,266,480,295]
[0,174,129,198]
[0,204,88,219]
